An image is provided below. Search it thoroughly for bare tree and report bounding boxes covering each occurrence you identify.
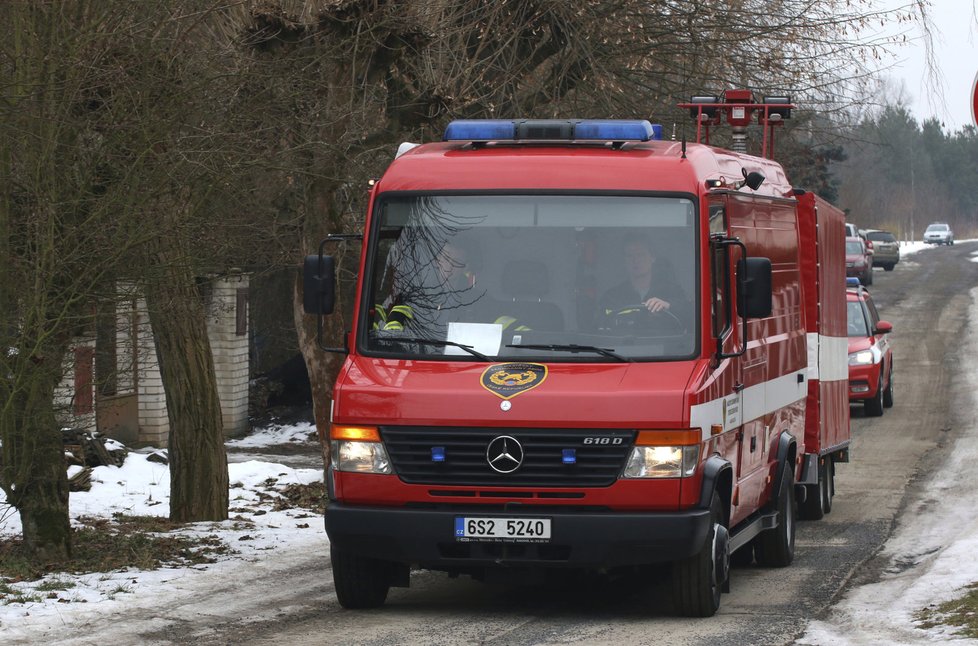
[0,1,257,554]
[0,2,165,559]
[222,0,930,463]
[0,0,937,560]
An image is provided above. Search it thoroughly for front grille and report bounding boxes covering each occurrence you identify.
[380,426,635,487]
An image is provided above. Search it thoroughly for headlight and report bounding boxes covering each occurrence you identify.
[622,445,699,478]
[329,424,393,474]
[331,440,392,474]
[848,347,880,366]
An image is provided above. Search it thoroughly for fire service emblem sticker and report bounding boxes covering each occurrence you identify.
[480,363,548,400]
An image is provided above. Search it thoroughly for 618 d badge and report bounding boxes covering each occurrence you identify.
[480,362,548,400]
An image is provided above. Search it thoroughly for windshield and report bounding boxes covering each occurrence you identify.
[361,194,698,361]
[847,301,869,336]
[926,224,948,232]
[867,232,894,243]
[845,241,864,255]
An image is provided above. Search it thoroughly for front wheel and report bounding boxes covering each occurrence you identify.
[331,547,393,609]
[755,470,796,567]
[883,368,894,408]
[865,373,884,417]
[672,494,728,617]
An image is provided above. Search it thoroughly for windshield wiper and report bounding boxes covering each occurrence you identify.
[379,336,492,362]
[505,343,631,363]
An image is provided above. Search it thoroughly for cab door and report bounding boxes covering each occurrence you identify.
[708,199,748,523]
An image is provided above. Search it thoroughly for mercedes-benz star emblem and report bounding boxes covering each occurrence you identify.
[486,435,524,474]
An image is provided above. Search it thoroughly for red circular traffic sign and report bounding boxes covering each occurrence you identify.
[973,70,978,127]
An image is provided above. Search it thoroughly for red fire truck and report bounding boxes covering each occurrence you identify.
[304,92,849,617]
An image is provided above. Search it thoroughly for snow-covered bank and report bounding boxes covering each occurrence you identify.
[0,422,328,641]
[799,257,978,645]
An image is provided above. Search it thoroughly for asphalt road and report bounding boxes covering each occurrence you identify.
[158,242,978,645]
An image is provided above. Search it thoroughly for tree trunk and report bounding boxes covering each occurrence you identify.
[0,356,71,562]
[147,262,229,523]
[294,271,347,468]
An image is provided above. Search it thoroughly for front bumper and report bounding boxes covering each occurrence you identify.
[848,363,881,401]
[325,503,711,570]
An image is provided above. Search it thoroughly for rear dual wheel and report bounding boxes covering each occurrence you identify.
[824,460,835,513]
[755,470,796,567]
[800,458,834,520]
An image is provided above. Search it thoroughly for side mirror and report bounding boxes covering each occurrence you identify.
[739,257,772,318]
[303,254,336,315]
[743,171,765,190]
[875,320,893,334]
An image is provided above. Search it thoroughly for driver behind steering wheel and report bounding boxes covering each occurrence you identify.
[597,234,690,332]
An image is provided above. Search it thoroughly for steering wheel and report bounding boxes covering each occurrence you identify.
[612,303,687,334]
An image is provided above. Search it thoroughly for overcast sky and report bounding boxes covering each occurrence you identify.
[872,1,978,132]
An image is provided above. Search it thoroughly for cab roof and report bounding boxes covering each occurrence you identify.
[377,139,795,197]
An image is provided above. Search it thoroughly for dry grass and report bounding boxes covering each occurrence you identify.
[916,584,978,638]
[0,513,231,587]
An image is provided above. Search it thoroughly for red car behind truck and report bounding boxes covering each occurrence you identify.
[304,93,850,617]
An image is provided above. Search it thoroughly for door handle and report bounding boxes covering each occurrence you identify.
[733,382,745,393]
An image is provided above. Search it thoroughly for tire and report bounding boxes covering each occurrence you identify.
[823,459,835,515]
[331,546,393,609]
[730,542,754,567]
[755,470,796,567]
[799,459,828,521]
[884,264,894,272]
[882,367,894,408]
[864,268,873,285]
[672,494,728,617]
[865,373,884,417]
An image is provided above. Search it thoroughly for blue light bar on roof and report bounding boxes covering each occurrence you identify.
[443,120,517,141]
[846,277,861,288]
[443,119,663,142]
[573,120,660,141]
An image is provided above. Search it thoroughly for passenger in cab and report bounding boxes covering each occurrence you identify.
[374,239,479,332]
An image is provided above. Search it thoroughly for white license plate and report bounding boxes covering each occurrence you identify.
[455,517,551,542]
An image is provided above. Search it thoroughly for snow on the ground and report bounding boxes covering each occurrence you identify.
[799,276,978,645]
[225,420,317,448]
[2,240,976,641]
[0,421,327,634]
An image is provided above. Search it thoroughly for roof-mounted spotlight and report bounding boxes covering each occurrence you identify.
[689,96,721,121]
[762,95,792,120]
